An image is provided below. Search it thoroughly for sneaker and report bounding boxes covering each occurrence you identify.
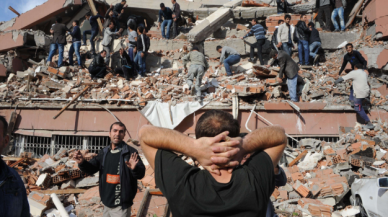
[248,58,254,63]
[314,54,320,65]
[363,122,375,130]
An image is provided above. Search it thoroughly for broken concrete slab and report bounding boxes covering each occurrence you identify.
[75,176,99,188]
[320,32,359,50]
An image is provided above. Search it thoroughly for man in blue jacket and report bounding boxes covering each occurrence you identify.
[242,19,267,65]
[75,122,145,217]
[69,20,82,67]
[0,116,30,217]
[82,12,104,55]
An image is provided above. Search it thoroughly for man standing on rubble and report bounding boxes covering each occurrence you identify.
[134,26,150,78]
[334,64,374,130]
[47,17,69,67]
[241,19,267,65]
[171,0,181,38]
[88,50,109,79]
[316,0,333,31]
[68,20,82,67]
[269,50,303,102]
[308,22,321,66]
[0,116,30,217]
[138,109,287,216]
[271,20,284,51]
[74,122,145,217]
[82,12,104,55]
[276,15,294,56]
[182,46,209,100]
[158,3,174,39]
[104,4,123,32]
[294,15,311,66]
[275,0,300,14]
[217,45,241,76]
[102,22,123,66]
[331,0,347,32]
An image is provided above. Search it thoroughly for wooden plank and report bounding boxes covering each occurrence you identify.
[345,0,364,28]
[86,0,104,33]
[53,85,91,119]
[288,150,308,167]
[136,189,150,217]
[33,189,87,194]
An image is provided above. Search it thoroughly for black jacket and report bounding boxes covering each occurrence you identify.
[137,34,150,53]
[276,0,295,14]
[90,54,105,68]
[52,23,69,44]
[271,28,280,49]
[104,8,122,29]
[69,26,81,43]
[339,50,367,74]
[78,142,145,209]
[271,50,299,79]
[309,27,321,44]
[294,21,310,42]
[118,50,131,68]
[316,0,334,8]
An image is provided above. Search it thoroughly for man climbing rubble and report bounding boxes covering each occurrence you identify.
[139,109,287,217]
[102,22,123,66]
[334,64,374,130]
[0,116,30,217]
[74,122,145,217]
[182,46,209,100]
[217,45,241,76]
[82,12,104,55]
[268,50,304,102]
[241,19,267,65]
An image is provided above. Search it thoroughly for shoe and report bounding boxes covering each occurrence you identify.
[334,29,340,32]
[248,58,254,63]
[363,122,375,130]
[136,75,142,80]
[190,86,195,96]
[313,54,320,65]
[81,43,87,46]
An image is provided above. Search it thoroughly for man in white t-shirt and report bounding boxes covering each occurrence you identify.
[334,63,374,129]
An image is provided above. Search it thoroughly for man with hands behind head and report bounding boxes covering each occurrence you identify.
[74,122,145,217]
[139,109,287,217]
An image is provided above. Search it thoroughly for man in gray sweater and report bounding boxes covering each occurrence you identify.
[217,46,240,76]
[182,47,209,100]
[101,22,123,66]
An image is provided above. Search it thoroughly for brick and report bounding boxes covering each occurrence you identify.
[236,24,248,31]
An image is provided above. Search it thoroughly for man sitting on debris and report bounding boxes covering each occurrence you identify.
[217,45,241,76]
[47,17,70,67]
[276,15,294,56]
[158,3,174,39]
[336,43,367,77]
[275,0,300,14]
[75,122,145,217]
[182,46,209,100]
[88,50,108,79]
[82,12,104,55]
[134,26,150,78]
[241,19,267,65]
[269,50,303,102]
[308,22,321,66]
[139,109,287,217]
[334,64,374,130]
[0,116,30,217]
[102,22,123,66]
[115,48,133,80]
[68,20,82,67]
[295,14,311,66]
[271,20,284,51]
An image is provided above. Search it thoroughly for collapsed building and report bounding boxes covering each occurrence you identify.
[1,0,388,216]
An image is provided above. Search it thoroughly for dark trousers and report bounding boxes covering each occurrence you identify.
[350,88,370,123]
[89,66,107,79]
[318,5,332,31]
[250,39,266,65]
[83,30,98,54]
[115,66,133,80]
[172,20,179,38]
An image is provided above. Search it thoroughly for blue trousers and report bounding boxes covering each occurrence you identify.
[298,40,309,65]
[282,43,292,56]
[287,75,298,102]
[332,7,345,31]
[224,55,241,76]
[350,88,370,123]
[309,41,321,58]
[47,43,64,67]
[161,19,173,39]
[83,30,98,54]
[134,51,147,75]
[69,41,81,66]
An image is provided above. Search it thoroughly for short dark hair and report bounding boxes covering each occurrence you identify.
[308,22,315,28]
[110,122,126,132]
[354,63,364,69]
[195,110,240,139]
[121,0,126,2]
[346,43,353,48]
[101,50,107,54]
[284,15,291,20]
[278,20,284,25]
[128,22,136,30]
[56,17,62,23]
[73,20,79,26]
[216,45,222,51]
[160,3,165,8]
[138,25,144,34]
[109,22,115,27]
[85,12,91,17]
[300,14,306,19]
[252,18,258,23]
[269,49,278,57]
[192,46,199,51]
[0,116,8,137]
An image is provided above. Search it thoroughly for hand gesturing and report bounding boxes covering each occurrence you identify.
[126,153,139,170]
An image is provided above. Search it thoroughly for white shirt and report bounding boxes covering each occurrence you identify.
[342,69,370,98]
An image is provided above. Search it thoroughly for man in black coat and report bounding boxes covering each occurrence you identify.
[294,15,311,65]
[47,17,69,67]
[316,0,334,31]
[115,48,133,80]
[275,0,300,14]
[88,50,108,79]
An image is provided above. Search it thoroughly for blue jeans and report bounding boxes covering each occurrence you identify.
[134,51,147,75]
[224,55,241,76]
[287,75,298,102]
[298,40,309,65]
[350,88,370,123]
[332,7,345,31]
[47,43,64,67]
[69,41,81,66]
[83,30,98,54]
[161,19,173,39]
[282,43,292,56]
[309,41,321,58]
